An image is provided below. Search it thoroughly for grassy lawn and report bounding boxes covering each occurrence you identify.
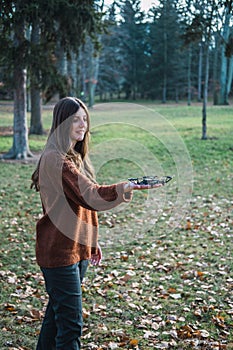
[0,101,232,349]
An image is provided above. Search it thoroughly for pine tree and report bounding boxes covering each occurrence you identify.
[118,0,147,99]
[0,0,104,158]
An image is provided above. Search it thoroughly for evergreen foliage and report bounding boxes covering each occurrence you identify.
[0,0,232,156]
[0,0,104,157]
[95,0,233,102]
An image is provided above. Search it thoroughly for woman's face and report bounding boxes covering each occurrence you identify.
[70,107,88,145]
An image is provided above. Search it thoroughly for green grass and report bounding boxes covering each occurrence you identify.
[0,101,233,349]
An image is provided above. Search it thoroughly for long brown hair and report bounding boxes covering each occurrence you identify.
[31,97,95,191]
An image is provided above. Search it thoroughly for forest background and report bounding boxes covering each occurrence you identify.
[0,0,233,159]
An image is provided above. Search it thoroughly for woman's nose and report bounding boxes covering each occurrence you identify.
[79,119,85,127]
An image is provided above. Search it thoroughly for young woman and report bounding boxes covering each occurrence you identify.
[31,97,161,350]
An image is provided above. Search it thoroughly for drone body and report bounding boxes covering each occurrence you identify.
[128,176,172,186]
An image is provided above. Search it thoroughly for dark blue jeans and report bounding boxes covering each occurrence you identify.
[36,260,89,350]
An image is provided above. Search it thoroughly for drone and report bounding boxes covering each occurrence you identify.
[128,175,173,186]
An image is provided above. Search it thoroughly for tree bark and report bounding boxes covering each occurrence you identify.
[57,44,68,99]
[30,85,43,135]
[29,20,44,135]
[2,20,32,159]
[202,44,209,140]
[198,42,203,102]
[3,68,32,159]
[219,7,231,105]
[187,45,192,106]
[68,51,78,96]
[162,5,167,104]
[88,72,98,108]
[213,33,219,105]
[87,38,100,108]
[175,84,179,103]
[227,55,233,95]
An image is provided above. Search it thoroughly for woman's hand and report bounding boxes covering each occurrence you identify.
[124,181,163,192]
[90,243,102,266]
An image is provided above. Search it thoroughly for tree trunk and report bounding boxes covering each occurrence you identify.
[79,48,87,102]
[219,7,231,105]
[132,49,137,100]
[162,19,167,103]
[202,44,209,140]
[227,55,233,94]
[2,19,32,159]
[88,76,98,108]
[198,42,203,102]
[3,68,32,159]
[68,51,78,96]
[220,47,228,105]
[30,85,43,135]
[162,1,168,104]
[187,45,192,106]
[57,44,68,99]
[213,33,219,105]
[29,20,44,135]
[175,84,179,103]
[88,40,100,108]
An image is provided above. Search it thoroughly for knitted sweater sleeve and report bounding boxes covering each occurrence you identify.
[62,159,132,211]
[39,150,132,212]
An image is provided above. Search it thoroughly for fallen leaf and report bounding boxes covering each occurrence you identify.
[129,338,139,346]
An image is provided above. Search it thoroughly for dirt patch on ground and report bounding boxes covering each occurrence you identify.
[0,127,42,163]
[0,151,41,164]
[0,126,13,136]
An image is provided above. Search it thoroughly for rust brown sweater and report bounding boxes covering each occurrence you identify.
[36,150,132,268]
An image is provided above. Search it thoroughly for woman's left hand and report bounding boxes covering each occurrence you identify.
[90,243,102,266]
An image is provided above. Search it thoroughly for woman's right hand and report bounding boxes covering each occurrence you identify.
[124,181,163,192]
[90,243,102,266]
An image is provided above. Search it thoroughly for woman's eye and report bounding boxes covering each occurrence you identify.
[73,116,87,123]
